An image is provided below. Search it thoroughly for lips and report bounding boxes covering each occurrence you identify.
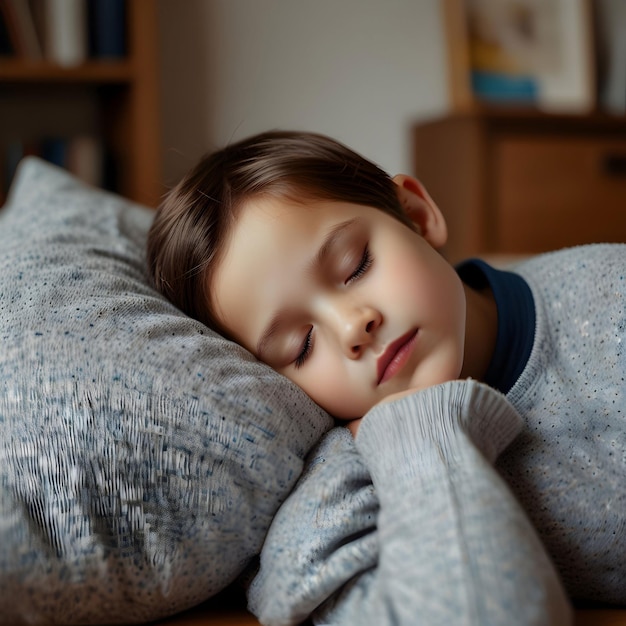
[377,329,418,385]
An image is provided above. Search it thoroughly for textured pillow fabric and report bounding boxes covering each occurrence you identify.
[0,158,333,624]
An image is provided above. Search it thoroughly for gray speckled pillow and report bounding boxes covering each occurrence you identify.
[0,158,332,624]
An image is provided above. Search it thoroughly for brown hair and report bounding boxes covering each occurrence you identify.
[147,130,413,331]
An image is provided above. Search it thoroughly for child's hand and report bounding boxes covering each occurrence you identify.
[346,418,362,437]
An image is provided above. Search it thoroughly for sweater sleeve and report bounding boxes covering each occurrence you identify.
[247,380,572,626]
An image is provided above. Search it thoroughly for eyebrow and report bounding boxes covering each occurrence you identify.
[311,218,359,275]
[255,218,358,361]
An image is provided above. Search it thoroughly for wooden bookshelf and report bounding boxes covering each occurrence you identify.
[0,59,134,81]
[0,0,162,207]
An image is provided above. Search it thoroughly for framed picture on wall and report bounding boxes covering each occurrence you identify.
[442,0,596,113]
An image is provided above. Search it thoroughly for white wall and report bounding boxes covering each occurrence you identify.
[158,0,449,187]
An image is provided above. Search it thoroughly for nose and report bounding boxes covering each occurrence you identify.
[339,305,382,359]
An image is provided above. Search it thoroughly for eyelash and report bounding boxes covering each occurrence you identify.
[294,328,313,369]
[294,244,373,369]
[346,245,373,284]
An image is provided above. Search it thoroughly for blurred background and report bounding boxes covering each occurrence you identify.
[1,0,625,260]
[157,0,447,187]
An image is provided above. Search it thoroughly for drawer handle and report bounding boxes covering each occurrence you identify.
[602,153,626,177]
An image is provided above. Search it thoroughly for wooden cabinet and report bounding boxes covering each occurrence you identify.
[413,110,626,264]
[0,0,162,207]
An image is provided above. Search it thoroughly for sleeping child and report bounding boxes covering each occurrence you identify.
[146,130,626,625]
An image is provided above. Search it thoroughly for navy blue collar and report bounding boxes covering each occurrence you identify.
[456,259,535,394]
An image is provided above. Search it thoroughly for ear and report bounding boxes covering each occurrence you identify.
[392,174,447,249]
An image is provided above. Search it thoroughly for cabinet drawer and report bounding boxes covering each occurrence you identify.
[494,137,626,253]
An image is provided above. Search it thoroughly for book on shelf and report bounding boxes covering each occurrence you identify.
[66,134,103,187]
[43,0,87,66]
[1,0,43,59]
[0,0,127,64]
[87,0,126,59]
[3,135,106,194]
[0,7,14,56]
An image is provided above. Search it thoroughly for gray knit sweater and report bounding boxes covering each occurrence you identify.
[247,244,626,626]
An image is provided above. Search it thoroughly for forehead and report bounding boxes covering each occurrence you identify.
[239,194,321,232]
[210,197,327,321]
[220,196,326,276]
[208,196,366,343]
[224,194,357,257]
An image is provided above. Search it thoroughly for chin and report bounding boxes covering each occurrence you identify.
[326,403,367,421]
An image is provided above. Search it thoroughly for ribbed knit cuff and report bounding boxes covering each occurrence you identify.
[355,380,523,494]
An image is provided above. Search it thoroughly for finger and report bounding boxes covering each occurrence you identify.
[346,418,362,437]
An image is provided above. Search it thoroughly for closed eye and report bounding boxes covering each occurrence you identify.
[294,328,313,368]
[346,245,373,284]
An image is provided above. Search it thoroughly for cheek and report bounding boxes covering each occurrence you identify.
[378,249,433,307]
[382,246,466,347]
[293,363,366,420]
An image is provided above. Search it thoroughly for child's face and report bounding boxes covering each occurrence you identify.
[211,178,467,419]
